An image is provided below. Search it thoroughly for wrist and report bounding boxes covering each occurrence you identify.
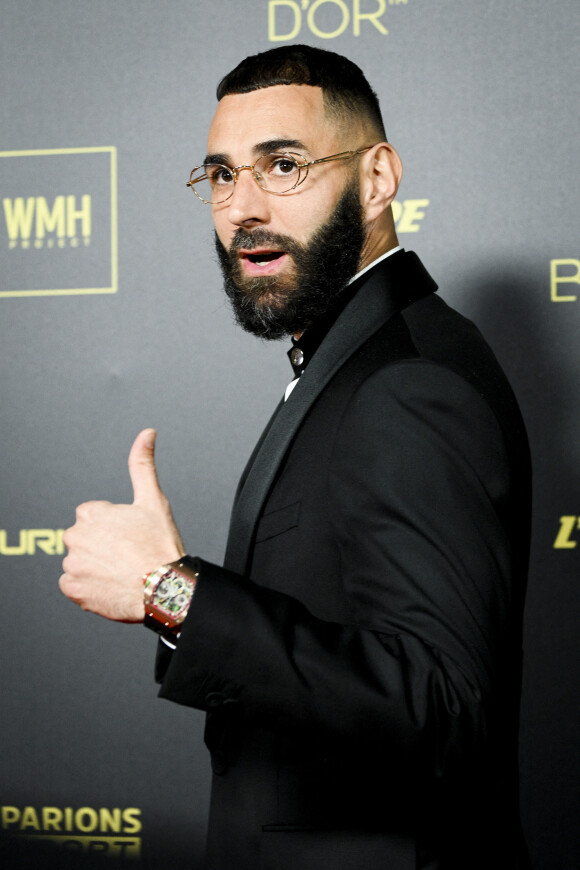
[143,556,199,642]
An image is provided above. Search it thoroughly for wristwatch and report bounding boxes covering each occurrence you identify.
[143,556,198,642]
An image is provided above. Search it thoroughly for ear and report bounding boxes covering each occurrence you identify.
[359,143,403,222]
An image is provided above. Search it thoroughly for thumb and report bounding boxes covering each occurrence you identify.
[128,428,164,505]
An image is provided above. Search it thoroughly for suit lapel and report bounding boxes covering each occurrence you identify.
[223,251,437,574]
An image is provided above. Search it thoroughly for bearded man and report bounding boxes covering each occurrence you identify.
[60,45,532,870]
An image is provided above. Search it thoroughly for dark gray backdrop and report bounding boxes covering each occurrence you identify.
[1,1,579,867]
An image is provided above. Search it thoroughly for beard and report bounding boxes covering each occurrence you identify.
[215,179,365,340]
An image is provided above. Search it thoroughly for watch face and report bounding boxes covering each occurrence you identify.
[152,569,195,620]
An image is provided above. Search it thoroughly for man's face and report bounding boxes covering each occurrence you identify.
[206,85,366,339]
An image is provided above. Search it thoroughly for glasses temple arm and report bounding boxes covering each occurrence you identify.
[308,147,373,168]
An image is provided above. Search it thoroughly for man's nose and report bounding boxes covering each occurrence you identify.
[225,167,270,227]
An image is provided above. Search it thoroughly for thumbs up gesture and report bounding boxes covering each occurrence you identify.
[59,429,185,622]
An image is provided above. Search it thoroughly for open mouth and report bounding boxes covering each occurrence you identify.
[239,249,288,275]
[245,251,285,265]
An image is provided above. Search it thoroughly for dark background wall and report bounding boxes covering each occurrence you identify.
[1,1,578,867]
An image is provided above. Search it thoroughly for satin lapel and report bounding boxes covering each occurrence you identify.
[223,251,437,574]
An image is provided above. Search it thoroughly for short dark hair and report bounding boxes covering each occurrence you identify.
[217,45,386,140]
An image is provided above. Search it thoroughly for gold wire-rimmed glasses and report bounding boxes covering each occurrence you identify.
[186,146,374,204]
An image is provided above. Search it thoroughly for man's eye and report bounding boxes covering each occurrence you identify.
[269,156,299,176]
[207,165,234,186]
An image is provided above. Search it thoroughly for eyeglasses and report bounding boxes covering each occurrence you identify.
[187,146,374,204]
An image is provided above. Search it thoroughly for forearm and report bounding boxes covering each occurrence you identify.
[157,557,485,776]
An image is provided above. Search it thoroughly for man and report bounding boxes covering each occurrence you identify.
[60,46,531,870]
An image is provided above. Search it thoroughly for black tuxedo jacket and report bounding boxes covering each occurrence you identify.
[158,252,532,870]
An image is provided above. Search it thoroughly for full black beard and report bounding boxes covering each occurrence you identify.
[215,180,365,340]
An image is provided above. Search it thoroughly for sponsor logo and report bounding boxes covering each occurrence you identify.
[1,806,141,860]
[550,259,579,302]
[268,0,409,42]
[4,195,92,249]
[553,516,580,549]
[0,529,65,556]
[392,198,429,233]
[1,147,117,297]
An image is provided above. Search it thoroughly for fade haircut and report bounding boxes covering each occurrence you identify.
[216,44,387,141]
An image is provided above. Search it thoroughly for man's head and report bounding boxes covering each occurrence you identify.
[204,45,402,339]
[216,44,387,144]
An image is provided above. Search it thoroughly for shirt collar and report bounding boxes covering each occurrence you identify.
[348,245,403,285]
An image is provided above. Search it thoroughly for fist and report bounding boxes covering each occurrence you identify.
[59,429,185,622]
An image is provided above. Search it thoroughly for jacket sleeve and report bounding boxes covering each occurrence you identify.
[157,360,524,774]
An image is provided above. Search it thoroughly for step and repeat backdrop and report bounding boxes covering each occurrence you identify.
[1,1,578,868]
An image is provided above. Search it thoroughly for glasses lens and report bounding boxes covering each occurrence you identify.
[189,164,234,203]
[255,153,303,194]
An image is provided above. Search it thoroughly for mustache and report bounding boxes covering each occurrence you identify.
[228,228,303,257]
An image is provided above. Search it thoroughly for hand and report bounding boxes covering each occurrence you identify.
[59,429,185,622]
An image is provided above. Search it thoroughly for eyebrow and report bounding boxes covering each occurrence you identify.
[203,138,309,166]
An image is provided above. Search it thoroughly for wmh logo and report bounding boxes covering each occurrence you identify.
[4,194,91,249]
[0,146,117,298]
